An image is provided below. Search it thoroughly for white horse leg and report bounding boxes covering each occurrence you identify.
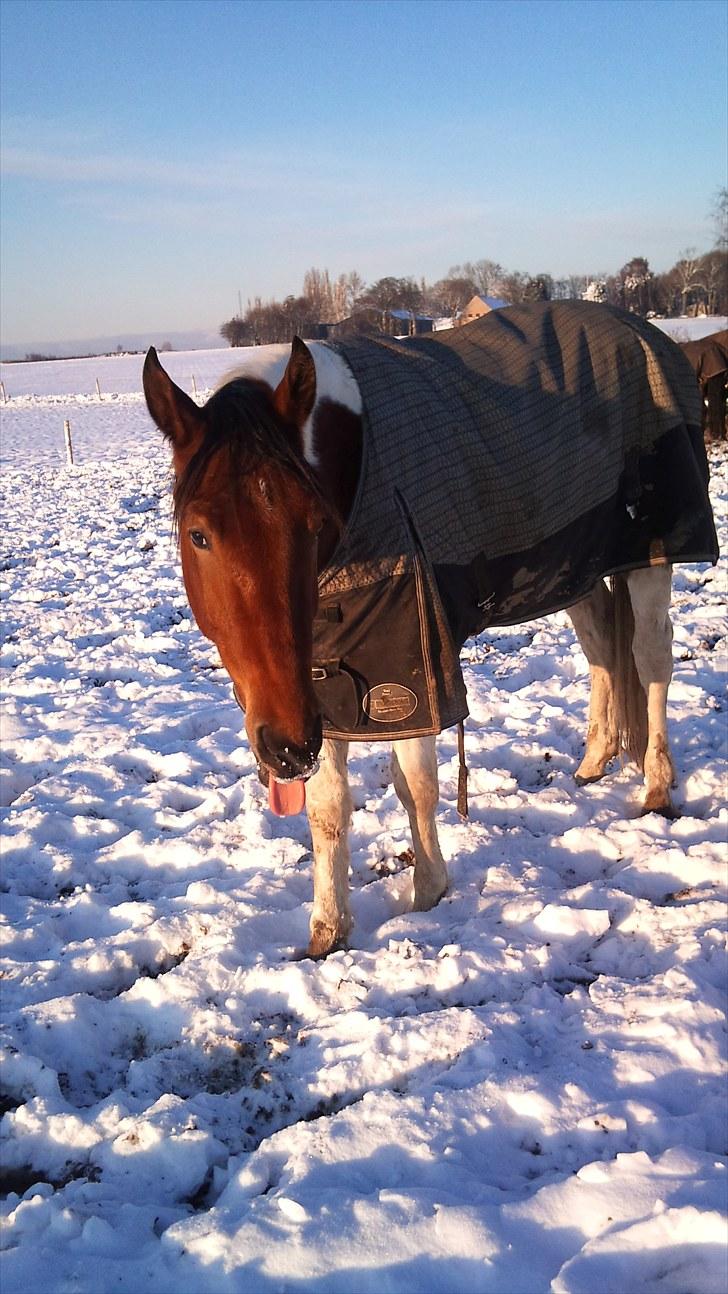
[626,565,676,815]
[567,580,619,782]
[305,738,352,957]
[391,735,448,911]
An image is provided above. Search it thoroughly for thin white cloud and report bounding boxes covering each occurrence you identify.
[0,141,368,205]
[2,145,176,186]
[62,189,238,231]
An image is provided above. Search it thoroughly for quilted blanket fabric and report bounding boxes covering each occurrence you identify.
[311,303,718,741]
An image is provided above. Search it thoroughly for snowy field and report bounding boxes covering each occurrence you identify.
[0,348,247,470]
[0,341,726,1293]
[651,316,728,344]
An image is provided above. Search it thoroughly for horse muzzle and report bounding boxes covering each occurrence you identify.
[254,716,323,783]
[231,683,322,782]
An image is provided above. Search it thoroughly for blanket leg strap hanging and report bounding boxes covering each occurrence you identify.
[457,720,469,820]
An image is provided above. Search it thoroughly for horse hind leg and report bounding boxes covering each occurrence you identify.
[567,580,619,783]
[391,735,448,911]
[305,738,353,957]
[624,565,676,817]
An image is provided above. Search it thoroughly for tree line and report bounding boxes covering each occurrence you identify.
[221,193,727,347]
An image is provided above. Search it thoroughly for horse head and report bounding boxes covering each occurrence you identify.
[143,340,328,783]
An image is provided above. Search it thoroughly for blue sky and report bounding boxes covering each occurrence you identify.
[1,0,726,346]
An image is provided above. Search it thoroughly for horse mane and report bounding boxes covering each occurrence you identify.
[173,377,336,530]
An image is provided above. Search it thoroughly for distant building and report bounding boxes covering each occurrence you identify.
[388,309,435,336]
[325,310,382,338]
[326,309,436,339]
[458,294,510,324]
[305,322,336,340]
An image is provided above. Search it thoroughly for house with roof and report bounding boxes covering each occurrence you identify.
[458,294,510,324]
[326,309,437,339]
[388,309,436,336]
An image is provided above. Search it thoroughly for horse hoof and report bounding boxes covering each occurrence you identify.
[641,791,679,820]
[413,882,447,913]
[307,920,348,960]
[574,757,615,785]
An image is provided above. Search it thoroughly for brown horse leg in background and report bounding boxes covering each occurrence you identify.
[704,373,727,442]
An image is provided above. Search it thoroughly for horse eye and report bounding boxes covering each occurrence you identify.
[189,529,210,550]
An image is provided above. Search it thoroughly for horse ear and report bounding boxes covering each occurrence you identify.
[273,336,317,428]
[143,347,204,451]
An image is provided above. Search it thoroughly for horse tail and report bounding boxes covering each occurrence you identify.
[611,573,648,770]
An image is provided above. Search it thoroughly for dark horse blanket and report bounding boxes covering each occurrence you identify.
[679,329,728,386]
[312,302,719,740]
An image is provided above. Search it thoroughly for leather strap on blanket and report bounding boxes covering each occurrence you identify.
[457,720,468,820]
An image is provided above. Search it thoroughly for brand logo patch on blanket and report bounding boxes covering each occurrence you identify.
[363,683,418,723]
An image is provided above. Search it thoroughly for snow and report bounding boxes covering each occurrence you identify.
[0,350,239,469]
[650,316,728,344]
[0,349,726,1293]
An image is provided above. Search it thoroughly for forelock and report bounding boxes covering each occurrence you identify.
[172,378,333,529]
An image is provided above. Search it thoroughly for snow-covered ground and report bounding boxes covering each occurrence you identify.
[0,349,241,470]
[0,347,726,1293]
[651,316,727,344]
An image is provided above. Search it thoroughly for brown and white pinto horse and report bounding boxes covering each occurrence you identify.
[144,339,677,959]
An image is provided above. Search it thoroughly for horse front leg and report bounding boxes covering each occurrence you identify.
[305,738,352,957]
[626,565,676,816]
[391,735,448,911]
[567,580,619,783]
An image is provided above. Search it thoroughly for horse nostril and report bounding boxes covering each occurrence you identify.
[255,725,276,768]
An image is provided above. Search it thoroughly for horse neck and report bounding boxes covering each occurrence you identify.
[307,345,363,568]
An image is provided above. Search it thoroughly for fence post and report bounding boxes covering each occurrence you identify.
[63,419,74,466]
[95,378,101,399]
[191,375,198,397]
[0,380,6,404]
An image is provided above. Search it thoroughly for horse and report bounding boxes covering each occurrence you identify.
[143,302,718,960]
[679,329,728,442]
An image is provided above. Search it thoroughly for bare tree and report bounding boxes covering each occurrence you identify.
[671,248,706,315]
[615,257,653,314]
[429,275,476,315]
[524,274,553,301]
[699,250,728,315]
[567,275,588,299]
[302,268,334,320]
[710,186,728,251]
[220,316,250,347]
[500,271,528,303]
[331,270,365,321]
[360,276,423,313]
[222,235,726,347]
[457,259,505,296]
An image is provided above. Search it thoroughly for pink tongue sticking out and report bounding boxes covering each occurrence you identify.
[268,777,306,817]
